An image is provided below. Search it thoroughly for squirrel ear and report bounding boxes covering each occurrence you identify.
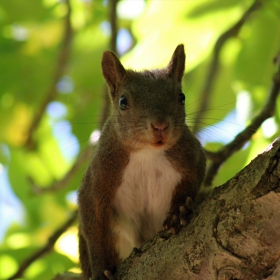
[166,44,185,83]
[101,51,126,95]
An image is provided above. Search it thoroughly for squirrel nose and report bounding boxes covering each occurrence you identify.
[151,121,169,131]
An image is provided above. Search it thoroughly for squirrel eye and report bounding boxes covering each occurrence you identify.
[119,95,129,110]
[179,92,185,105]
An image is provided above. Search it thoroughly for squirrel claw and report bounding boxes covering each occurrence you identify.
[163,213,181,234]
[163,197,194,233]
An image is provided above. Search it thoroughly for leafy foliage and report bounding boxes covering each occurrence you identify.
[0,0,279,279]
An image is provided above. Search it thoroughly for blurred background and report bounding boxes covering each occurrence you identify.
[0,0,280,279]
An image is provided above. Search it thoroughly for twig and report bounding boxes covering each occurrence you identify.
[100,0,119,126]
[192,0,262,134]
[31,145,92,194]
[25,0,73,149]
[109,0,118,54]
[204,52,280,186]
[29,0,119,194]
[8,211,78,280]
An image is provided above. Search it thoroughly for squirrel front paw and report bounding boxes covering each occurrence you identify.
[163,197,193,234]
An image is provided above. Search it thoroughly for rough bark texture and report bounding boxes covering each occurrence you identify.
[55,137,280,280]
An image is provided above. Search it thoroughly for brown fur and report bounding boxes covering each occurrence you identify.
[78,45,206,279]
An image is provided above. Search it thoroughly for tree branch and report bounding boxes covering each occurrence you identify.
[8,211,77,280]
[25,0,73,149]
[54,137,280,279]
[204,51,280,186]
[16,7,119,278]
[30,0,120,194]
[109,0,118,54]
[99,0,119,126]
[30,145,92,194]
[113,137,280,279]
[192,0,262,134]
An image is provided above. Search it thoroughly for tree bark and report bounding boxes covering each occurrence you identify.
[55,137,280,280]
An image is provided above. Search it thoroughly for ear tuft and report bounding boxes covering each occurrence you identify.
[166,44,185,83]
[101,51,126,95]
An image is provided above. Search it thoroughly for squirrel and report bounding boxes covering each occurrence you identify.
[78,44,206,280]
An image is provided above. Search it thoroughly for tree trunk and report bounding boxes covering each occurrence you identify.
[55,137,280,280]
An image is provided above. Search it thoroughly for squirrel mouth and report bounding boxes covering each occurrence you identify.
[152,140,165,147]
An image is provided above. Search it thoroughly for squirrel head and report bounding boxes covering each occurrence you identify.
[101,45,187,151]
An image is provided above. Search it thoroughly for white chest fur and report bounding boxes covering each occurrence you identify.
[113,148,182,260]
